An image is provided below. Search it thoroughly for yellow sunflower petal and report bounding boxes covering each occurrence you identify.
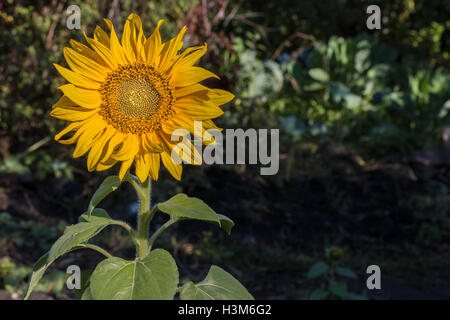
[58,84,101,109]
[64,47,108,82]
[162,116,217,145]
[69,39,105,66]
[203,119,222,131]
[159,26,187,72]
[52,95,77,108]
[119,158,133,180]
[96,157,118,171]
[205,88,235,105]
[168,44,207,76]
[53,64,101,89]
[87,126,115,171]
[112,134,139,161]
[135,151,151,183]
[104,18,127,65]
[84,33,117,70]
[174,102,224,120]
[142,132,164,153]
[50,105,97,121]
[122,14,138,63]
[94,26,110,47]
[144,19,164,66]
[171,67,220,88]
[148,153,160,181]
[173,83,206,99]
[72,115,107,157]
[161,152,182,181]
[176,87,234,106]
[159,132,201,165]
[100,131,124,163]
[54,121,84,142]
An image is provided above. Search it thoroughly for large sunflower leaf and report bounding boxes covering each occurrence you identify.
[156,194,234,234]
[24,209,113,300]
[23,253,49,300]
[75,270,94,300]
[90,249,178,300]
[48,209,113,262]
[179,265,254,300]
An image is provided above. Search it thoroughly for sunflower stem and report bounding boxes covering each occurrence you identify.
[74,244,112,259]
[147,218,178,254]
[136,177,151,258]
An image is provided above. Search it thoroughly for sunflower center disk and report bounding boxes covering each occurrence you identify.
[117,79,161,119]
[99,64,175,135]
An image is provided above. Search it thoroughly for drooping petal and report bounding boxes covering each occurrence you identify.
[148,152,160,181]
[142,132,164,153]
[96,157,118,171]
[119,158,133,180]
[135,151,151,183]
[87,126,116,171]
[111,134,139,161]
[161,152,182,181]
[72,115,108,158]
[99,131,124,163]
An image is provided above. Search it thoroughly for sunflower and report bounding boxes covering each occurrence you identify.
[51,13,233,182]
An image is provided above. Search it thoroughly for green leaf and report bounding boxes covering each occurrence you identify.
[48,209,112,263]
[23,253,48,300]
[310,288,329,300]
[355,49,371,72]
[157,194,233,234]
[75,270,93,300]
[24,209,114,300]
[216,214,235,235]
[179,265,254,300]
[88,175,122,216]
[309,68,329,82]
[335,267,357,279]
[306,261,329,279]
[81,286,93,300]
[90,249,178,300]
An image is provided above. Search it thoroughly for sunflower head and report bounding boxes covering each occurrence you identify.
[51,14,234,182]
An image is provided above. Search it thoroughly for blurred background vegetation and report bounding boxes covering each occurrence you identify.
[0,0,450,299]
